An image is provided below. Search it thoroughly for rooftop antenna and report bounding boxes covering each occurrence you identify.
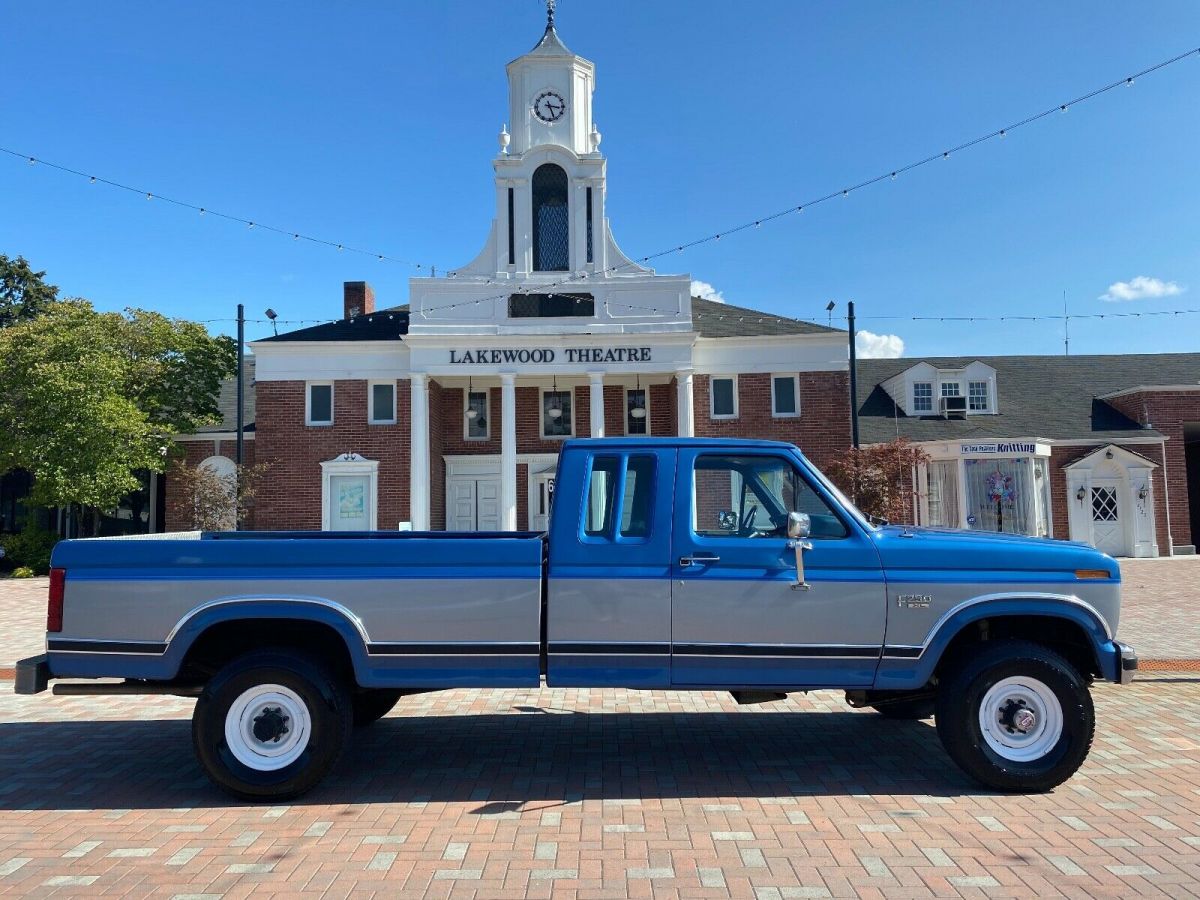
[825,300,836,328]
[1063,289,1069,356]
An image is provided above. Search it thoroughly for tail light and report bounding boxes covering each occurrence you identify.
[47,568,65,633]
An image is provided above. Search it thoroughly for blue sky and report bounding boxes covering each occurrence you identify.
[2,2,1197,357]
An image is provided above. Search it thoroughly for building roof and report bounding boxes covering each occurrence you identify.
[690,297,842,337]
[196,356,256,434]
[856,352,1200,444]
[259,297,840,344]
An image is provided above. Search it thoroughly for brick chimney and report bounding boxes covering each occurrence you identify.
[343,281,375,319]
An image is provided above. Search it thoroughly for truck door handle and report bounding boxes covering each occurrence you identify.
[679,554,720,567]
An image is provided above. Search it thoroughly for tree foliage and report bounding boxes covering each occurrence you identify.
[171,461,270,532]
[0,299,237,510]
[823,438,930,525]
[0,254,60,327]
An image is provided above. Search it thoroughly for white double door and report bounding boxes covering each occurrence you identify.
[447,476,502,532]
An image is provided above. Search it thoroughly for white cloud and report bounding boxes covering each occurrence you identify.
[1099,275,1184,302]
[691,279,725,303]
[856,330,905,359]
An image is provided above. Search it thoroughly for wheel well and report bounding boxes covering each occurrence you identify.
[935,615,1101,681]
[178,618,356,683]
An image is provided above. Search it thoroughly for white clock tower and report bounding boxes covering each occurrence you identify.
[408,2,692,335]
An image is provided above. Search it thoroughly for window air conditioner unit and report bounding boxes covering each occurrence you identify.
[941,395,968,417]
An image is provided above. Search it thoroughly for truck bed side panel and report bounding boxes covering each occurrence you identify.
[48,534,544,688]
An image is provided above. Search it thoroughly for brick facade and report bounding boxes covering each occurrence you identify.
[1104,390,1200,550]
[208,369,852,532]
[692,372,851,469]
[252,380,411,531]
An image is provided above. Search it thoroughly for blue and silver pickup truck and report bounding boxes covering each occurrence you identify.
[17,437,1136,800]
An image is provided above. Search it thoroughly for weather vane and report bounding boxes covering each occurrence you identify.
[546,0,556,28]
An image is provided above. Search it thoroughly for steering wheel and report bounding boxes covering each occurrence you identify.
[739,504,759,536]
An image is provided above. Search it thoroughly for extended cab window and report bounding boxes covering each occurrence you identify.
[692,455,847,539]
[584,454,655,539]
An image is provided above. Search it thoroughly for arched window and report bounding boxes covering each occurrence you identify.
[532,163,569,271]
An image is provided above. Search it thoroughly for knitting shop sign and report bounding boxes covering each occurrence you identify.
[960,442,1037,455]
[448,346,653,365]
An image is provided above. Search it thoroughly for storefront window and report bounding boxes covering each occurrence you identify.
[542,390,573,438]
[964,458,1030,534]
[926,461,960,528]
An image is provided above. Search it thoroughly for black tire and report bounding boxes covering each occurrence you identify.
[353,690,404,728]
[871,697,936,720]
[935,639,1094,793]
[192,649,352,802]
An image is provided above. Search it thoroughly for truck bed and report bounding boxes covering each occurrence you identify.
[47,531,547,688]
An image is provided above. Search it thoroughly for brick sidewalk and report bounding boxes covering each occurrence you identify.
[1,677,1198,897]
[3,556,1196,672]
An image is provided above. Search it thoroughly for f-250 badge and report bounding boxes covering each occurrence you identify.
[897,594,933,609]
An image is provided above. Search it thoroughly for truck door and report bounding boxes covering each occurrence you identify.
[670,448,886,687]
[545,447,675,688]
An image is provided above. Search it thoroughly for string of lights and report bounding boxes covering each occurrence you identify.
[185,304,1200,334]
[0,146,436,270]
[4,45,1196,323]
[417,44,1200,318]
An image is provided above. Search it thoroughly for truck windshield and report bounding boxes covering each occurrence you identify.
[801,458,875,531]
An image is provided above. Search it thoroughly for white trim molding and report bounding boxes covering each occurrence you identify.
[306,381,334,426]
[709,374,738,420]
[367,379,397,425]
[770,372,801,418]
[320,453,379,531]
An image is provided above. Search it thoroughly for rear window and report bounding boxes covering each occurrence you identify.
[583,454,656,540]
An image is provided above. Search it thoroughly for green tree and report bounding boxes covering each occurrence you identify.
[0,254,60,327]
[0,299,236,512]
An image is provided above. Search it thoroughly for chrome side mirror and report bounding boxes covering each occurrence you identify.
[787,512,813,591]
[787,512,811,540]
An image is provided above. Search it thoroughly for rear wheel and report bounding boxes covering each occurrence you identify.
[935,639,1094,792]
[193,649,352,802]
[353,689,404,728]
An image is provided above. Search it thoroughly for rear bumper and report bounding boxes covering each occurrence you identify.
[15,654,50,695]
[1115,641,1138,685]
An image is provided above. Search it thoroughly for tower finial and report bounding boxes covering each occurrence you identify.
[546,0,556,29]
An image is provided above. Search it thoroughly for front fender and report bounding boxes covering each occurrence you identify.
[874,595,1117,690]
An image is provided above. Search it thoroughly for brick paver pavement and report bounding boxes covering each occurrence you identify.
[0,677,1198,898]
[0,556,1197,896]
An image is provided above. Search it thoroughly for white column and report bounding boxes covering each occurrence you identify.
[409,373,430,530]
[500,373,518,531]
[589,372,605,438]
[676,368,694,437]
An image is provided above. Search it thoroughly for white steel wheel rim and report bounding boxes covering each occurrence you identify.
[224,684,312,771]
[978,676,1063,763]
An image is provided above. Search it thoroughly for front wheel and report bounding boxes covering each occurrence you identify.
[935,639,1094,792]
[193,649,352,802]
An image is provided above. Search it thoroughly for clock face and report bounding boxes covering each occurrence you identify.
[533,90,566,124]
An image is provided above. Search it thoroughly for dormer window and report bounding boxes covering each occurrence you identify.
[532,163,569,271]
[940,381,962,399]
[913,382,933,413]
[969,380,990,412]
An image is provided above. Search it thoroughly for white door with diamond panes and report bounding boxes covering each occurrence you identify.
[1089,479,1124,556]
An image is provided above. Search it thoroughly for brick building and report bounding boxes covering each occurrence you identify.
[856,354,1200,557]
[179,16,850,534]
